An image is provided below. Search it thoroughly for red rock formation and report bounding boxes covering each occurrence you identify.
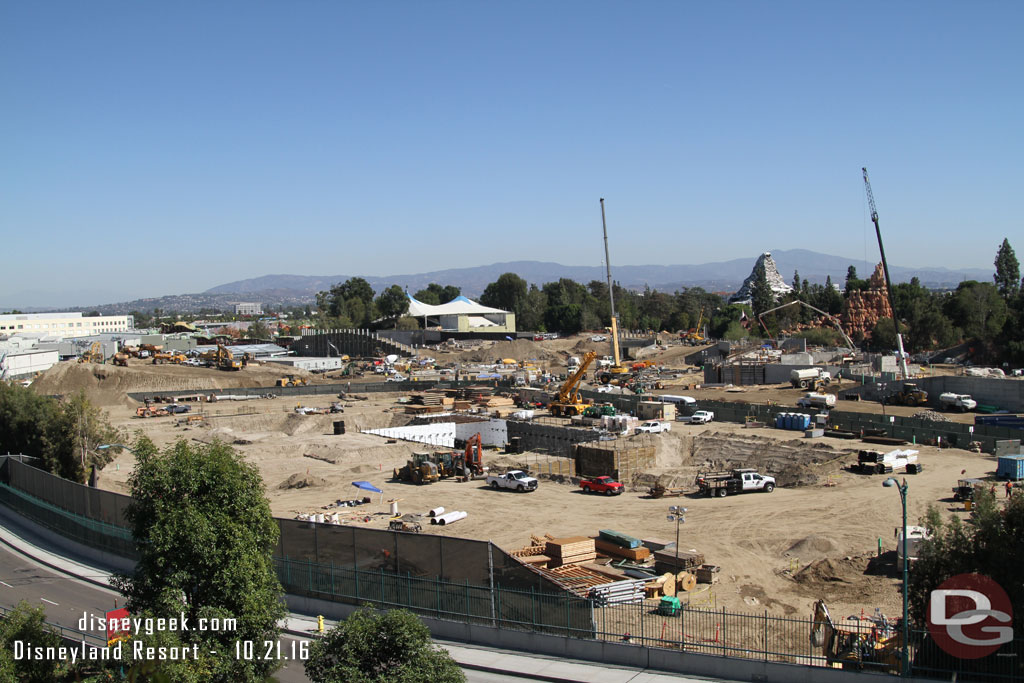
[840,263,892,340]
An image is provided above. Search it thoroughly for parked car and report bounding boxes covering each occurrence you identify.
[590,335,608,342]
[676,410,714,424]
[636,420,671,434]
[579,476,623,495]
[486,470,538,492]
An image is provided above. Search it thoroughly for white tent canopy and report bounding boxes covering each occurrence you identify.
[406,294,509,317]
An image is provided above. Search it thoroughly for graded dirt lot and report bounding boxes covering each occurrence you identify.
[37,341,1007,625]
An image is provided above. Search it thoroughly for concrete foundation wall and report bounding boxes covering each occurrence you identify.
[363,423,456,448]
[265,357,343,371]
[455,419,507,447]
[506,421,597,458]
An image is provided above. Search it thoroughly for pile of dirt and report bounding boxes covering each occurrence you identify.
[444,339,558,363]
[912,410,951,422]
[278,473,328,489]
[785,534,838,561]
[793,558,849,584]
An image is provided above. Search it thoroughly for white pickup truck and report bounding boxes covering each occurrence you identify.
[636,420,672,433]
[486,470,538,492]
[676,410,714,424]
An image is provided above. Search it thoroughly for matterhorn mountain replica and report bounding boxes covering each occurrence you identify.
[728,252,794,304]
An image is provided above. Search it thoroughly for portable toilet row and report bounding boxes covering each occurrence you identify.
[775,412,812,431]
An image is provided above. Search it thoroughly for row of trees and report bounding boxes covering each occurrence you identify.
[0,384,123,482]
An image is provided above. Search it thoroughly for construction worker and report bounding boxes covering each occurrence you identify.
[1006,481,1014,499]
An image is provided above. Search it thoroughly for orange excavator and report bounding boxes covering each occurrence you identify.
[453,433,487,479]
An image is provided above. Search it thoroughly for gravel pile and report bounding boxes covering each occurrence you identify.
[912,410,951,422]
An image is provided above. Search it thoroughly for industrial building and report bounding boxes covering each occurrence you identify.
[233,302,263,316]
[0,348,60,380]
[0,312,134,337]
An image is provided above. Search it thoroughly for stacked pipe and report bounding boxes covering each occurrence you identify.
[431,511,467,525]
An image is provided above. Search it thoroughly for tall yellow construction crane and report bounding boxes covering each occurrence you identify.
[549,351,597,416]
[863,168,909,379]
[598,199,631,384]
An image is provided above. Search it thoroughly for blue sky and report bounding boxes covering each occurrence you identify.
[2,2,1021,307]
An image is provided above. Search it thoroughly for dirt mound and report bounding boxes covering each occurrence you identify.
[446,339,557,363]
[794,558,848,584]
[278,473,328,489]
[786,534,837,560]
[913,410,951,422]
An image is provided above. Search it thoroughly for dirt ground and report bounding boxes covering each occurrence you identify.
[38,338,1009,625]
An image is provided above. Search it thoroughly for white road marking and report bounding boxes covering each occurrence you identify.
[0,581,12,588]
[40,598,58,606]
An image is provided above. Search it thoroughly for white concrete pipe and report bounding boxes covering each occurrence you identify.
[428,507,445,518]
[435,511,467,525]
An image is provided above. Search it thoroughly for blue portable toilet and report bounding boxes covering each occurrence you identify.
[784,413,794,430]
[800,413,811,430]
[775,413,785,429]
[997,455,1024,481]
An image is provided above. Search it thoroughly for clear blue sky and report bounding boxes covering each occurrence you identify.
[2,2,1021,307]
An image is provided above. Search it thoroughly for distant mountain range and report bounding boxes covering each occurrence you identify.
[78,249,991,314]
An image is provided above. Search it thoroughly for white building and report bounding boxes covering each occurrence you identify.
[234,303,263,316]
[405,295,515,333]
[0,348,60,380]
[0,312,134,338]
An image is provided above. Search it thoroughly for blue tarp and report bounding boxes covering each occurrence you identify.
[351,481,382,493]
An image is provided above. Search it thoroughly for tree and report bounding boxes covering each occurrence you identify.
[0,601,70,682]
[845,265,858,290]
[749,261,774,318]
[247,319,270,340]
[0,386,123,483]
[869,317,898,352]
[375,285,410,324]
[413,283,460,305]
[305,606,464,683]
[792,270,801,293]
[518,285,547,331]
[480,273,528,316]
[113,437,286,682]
[910,491,1024,632]
[994,238,1020,300]
[944,281,1008,341]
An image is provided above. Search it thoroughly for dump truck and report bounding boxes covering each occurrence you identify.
[695,469,775,497]
[790,368,831,389]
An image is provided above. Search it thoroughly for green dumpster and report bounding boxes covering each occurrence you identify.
[657,596,681,616]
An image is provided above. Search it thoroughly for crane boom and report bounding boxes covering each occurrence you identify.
[862,168,909,379]
[757,300,857,351]
[600,199,623,368]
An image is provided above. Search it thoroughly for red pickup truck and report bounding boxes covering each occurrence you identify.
[580,476,623,495]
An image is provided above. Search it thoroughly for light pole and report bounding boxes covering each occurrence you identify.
[667,506,687,567]
[883,476,910,676]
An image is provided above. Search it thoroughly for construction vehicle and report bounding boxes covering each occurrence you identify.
[597,199,632,385]
[112,352,130,367]
[276,375,308,387]
[152,351,186,364]
[215,343,242,371]
[393,453,440,485]
[885,383,928,406]
[135,405,170,418]
[811,599,902,673]
[939,392,976,412]
[681,308,706,345]
[758,300,857,351]
[583,404,616,418]
[549,351,597,417]
[388,519,422,533]
[78,342,105,364]
[863,168,910,380]
[452,433,486,479]
[790,368,832,390]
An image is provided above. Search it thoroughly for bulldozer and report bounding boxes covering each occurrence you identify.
[393,453,440,485]
[886,383,928,407]
[276,375,308,387]
[811,600,902,673]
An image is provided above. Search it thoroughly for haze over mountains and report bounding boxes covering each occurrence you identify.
[15,249,992,314]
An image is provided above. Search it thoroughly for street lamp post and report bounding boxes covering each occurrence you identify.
[883,476,910,676]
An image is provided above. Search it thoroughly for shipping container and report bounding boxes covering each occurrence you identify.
[996,455,1024,481]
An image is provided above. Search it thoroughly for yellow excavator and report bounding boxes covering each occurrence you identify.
[811,600,902,673]
[216,343,242,371]
[78,342,105,364]
[549,351,596,416]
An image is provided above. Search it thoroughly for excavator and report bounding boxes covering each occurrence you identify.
[811,600,902,673]
[78,342,105,364]
[451,433,486,479]
[549,351,597,417]
[215,343,242,371]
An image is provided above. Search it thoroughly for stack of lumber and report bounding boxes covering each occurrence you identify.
[545,536,597,568]
[453,400,472,411]
[593,529,651,562]
[479,396,516,409]
[695,564,720,584]
[589,579,646,605]
[653,547,706,573]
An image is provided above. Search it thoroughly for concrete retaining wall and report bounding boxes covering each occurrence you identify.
[506,421,598,458]
[363,423,457,448]
[455,419,507,447]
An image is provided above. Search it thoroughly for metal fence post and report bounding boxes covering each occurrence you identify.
[764,610,768,661]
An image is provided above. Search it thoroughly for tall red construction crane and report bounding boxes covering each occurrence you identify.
[862,167,910,380]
